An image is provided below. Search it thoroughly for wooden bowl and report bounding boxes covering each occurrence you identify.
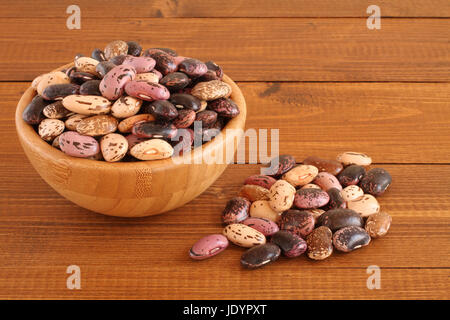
[15,64,246,217]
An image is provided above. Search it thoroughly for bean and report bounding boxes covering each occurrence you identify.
[79,80,102,96]
[132,121,177,139]
[316,208,364,232]
[160,72,191,92]
[207,98,240,118]
[240,243,281,269]
[303,156,343,176]
[222,197,250,225]
[170,93,202,111]
[22,95,51,125]
[42,83,80,100]
[142,100,178,121]
[223,224,266,248]
[365,211,392,238]
[306,226,333,260]
[271,231,307,258]
[294,188,330,209]
[190,234,229,260]
[239,184,271,202]
[333,226,371,252]
[242,217,279,236]
[359,168,392,196]
[278,210,315,238]
[338,165,366,187]
[243,175,277,190]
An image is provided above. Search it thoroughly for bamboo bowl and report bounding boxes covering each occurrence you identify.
[15,64,246,217]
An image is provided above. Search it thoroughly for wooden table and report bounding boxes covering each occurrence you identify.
[0,1,449,300]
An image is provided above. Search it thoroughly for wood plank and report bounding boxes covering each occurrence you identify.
[0,267,448,300]
[3,82,450,163]
[1,0,449,18]
[0,18,448,82]
[0,162,449,299]
[0,162,449,264]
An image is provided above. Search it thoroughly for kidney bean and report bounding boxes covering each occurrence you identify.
[142,100,178,121]
[240,243,281,269]
[80,80,102,96]
[132,121,177,139]
[207,98,240,118]
[42,83,80,100]
[170,93,202,111]
[271,231,307,258]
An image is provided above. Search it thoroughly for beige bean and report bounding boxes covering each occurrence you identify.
[337,151,372,166]
[111,96,143,118]
[191,80,232,101]
[222,223,266,248]
[135,72,159,83]
[100,133,129,162]
[130,139,174,160]
[249,200,282,222]
[341,185,364,202]
[282,165,319,187]
[347,194,380,217]
[76,115,118,136]
[269,180,296,212]
[65,114,88,131]
[62,95,111,115]
[38,119,65,142]
[75,57,99,75]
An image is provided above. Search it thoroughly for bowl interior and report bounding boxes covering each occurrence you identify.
[15,63,247,171]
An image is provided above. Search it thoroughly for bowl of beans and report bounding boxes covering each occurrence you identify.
[15,40,246,217]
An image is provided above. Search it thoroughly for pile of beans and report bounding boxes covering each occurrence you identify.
[22,40,240,161]
[189,152,393,268]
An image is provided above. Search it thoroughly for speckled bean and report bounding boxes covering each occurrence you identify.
[268,180,296,212]
[306,226,333,260]
[337,152,372,166]
[59,131,100,158]
[365,211,392,238]
[347,194,380,217]
[338,165,366,187]
[99,65,136,100]
[294,188,330,209]
[100,133,128,162]
[242,217,279,236]
[316,208,364,232]
[243,175,277,190]
[313,172,342,191]
[282,165,319,187]
[271,231,307,258]
[189,234,229,260]
[278,210,315,238]
[359,168,392,196]
[223,223,266,248]
[249,200,281,222]
[239,184,271,202]
[124,80,170,101]
[333,226,371,252]
[240,243,281,269]
[207,98,240,118]
[222,197,250,225]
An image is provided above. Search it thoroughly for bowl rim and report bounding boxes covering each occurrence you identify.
[15,63,247,170]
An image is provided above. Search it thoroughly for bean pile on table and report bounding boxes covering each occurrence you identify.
[22,40,240,161]
[189,152,393,268]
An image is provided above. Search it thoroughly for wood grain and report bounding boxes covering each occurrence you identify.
[1,18,448,81]
[1,0,449,18]
[3,82,450,163]
[0,163,449,299]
